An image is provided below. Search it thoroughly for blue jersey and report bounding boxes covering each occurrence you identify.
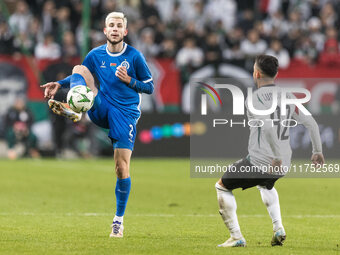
[82,43,153,119]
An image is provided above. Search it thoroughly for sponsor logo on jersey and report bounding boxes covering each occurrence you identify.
[100,61,106,68]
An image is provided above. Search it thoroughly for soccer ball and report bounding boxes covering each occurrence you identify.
[67,85,94,113]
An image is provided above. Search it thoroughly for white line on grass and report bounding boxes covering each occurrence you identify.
[0,212,340,218]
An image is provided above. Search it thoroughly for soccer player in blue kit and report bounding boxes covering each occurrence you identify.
[41,12,154,238]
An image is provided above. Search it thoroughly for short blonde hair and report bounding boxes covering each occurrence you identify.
[105,12,127,28]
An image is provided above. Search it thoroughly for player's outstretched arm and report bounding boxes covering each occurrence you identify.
[292,111,324,165]
[40,75,73,99]
[40,82,61,99]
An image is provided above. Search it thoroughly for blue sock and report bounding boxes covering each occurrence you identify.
[115,177,131,217]
[70,73,86,88]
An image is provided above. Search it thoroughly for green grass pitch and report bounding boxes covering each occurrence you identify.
[0,158,340,255]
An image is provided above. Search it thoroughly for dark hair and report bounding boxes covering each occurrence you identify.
[255,55,279,77]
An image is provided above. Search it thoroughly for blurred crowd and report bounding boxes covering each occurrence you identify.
[2,95,104,159]
[1,0,340,71]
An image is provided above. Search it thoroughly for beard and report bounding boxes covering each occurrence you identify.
[106,35,123,46]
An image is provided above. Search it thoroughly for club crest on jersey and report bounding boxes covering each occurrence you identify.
[119,60,130,70]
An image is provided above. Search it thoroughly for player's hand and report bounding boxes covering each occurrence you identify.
[270,159,282,174]
[40,82,61,99]
[311,153,325,167]
[116,66,131,84]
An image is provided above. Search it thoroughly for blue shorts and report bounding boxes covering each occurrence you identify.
[87,91,137,151]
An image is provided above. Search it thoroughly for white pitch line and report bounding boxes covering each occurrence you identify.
[0,212,340,218]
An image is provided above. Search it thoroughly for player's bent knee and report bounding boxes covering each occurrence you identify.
[115,160,130,179]
[73,65,93,80]
[72,65,88,74]
[72,65,84,74]
[72,65,97,94]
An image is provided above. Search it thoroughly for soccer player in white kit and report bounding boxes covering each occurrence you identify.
[215,55,325,247]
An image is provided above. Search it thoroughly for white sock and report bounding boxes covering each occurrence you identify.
[257,186,283,231]
[215,182,242,239]
[113,215,123,223]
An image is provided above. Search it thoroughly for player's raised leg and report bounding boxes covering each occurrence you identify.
[110,148,132,238]
[71,65,97,95]
[215,179,246,247]
[257,186,286,246]
[48,65,97,122]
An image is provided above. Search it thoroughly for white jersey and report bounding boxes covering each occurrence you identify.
[245,85,322,171]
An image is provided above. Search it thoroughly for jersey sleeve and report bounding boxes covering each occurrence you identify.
[58,75,71,88]
[127,52,154,94]
[292,107,323,154]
